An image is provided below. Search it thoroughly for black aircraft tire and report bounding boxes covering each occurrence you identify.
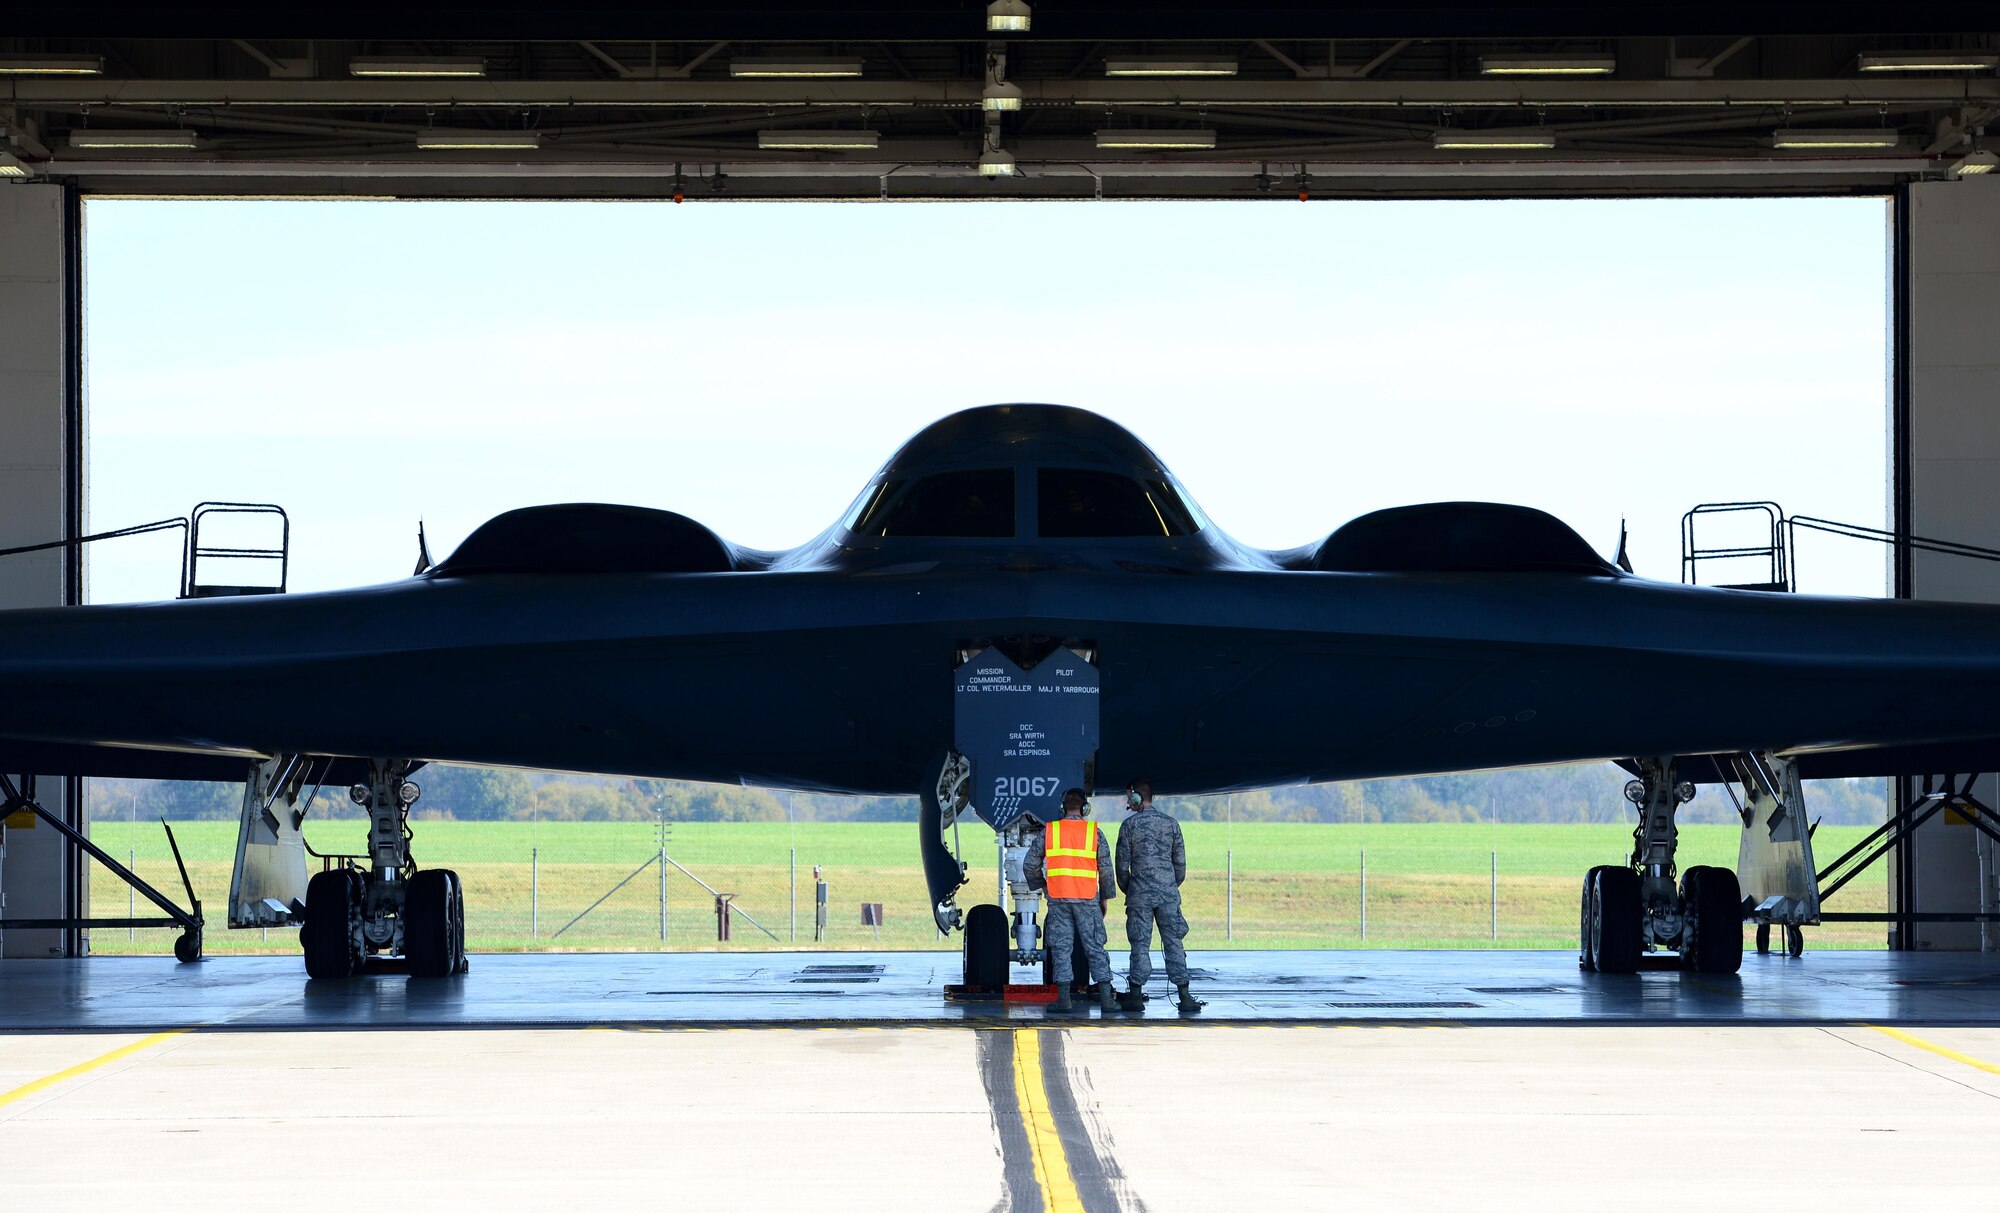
[450,871,470,974]
[964,903,1010,989]
[1678,866,1711,970]
[405,869,456,979]
[1041,913,1090,990]
[1755,923,1772,954]
[173,931,203,964]
[1683,866,1745,975]
[1578,866,1614,972]
[1589,867,1642,975]
[302,869,362,980]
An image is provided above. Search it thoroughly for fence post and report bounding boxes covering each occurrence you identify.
[1359,848,1367,942]
[659,844,668,942]
[790,847,797,943]
[1490,850,1498,941]
[128,848,136,941]
[530,847,538,938]
[1226,848,1234,942]
[814,866,828,942]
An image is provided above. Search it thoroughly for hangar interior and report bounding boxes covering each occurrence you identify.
[4,2,2000,964]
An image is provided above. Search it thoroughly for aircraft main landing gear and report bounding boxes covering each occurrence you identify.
[1579,758,1743,975]
[299,760,465,979]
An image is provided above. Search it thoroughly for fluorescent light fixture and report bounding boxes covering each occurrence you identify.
[1432,127,1558,150]
[757,129,880,150]
[987,1,1031,33]
[983,79,1024,111]
[1952,149,1999,175]
[0,149,31,178]
[1095,128,1218,150]
[1103,57,1239,77]
[1479,54,1616,76]
[415,129,543,151]
[349,57,486,78]
[67,129,200,150]
[1770,128,1901,149]
[0,55,104,75]
[1858,52,2000,72]
[730,58,863,78]
[978,148,1017,176]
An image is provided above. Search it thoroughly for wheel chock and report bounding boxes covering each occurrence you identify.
[942,982,1060,1003]
[1003,982,1059,1003]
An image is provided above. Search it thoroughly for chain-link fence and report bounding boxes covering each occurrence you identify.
[81,816,1891,956]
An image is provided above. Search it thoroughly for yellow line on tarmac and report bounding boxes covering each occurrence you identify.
[0,1031,187,1111]
[1866,1025,2000,1077]
[1012,1029,1084,1213]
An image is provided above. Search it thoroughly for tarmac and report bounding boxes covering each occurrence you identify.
[4,950,1998,1210]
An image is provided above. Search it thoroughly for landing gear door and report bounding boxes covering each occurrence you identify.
[1734,753,1821,924]
[229,755,312,928]
[954,647,1100,830]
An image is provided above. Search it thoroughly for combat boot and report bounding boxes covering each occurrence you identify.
[1175,983,1206,1014]
[1049,985,1076,1014]
[1098,982,1116,1012]
[1117,986,1147,1012]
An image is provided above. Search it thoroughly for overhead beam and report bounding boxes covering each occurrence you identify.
[8,4,1997,41]
[1670,36,1757,78]
[576,40,729,80]
[46,149,1935,181]
[8,77,1999,110]
[1335,39,1415,80]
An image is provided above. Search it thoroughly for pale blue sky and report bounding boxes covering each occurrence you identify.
[81,197,1889,601]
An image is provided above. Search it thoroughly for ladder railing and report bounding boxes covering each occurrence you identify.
[184,501,289,598]
[1681,501,1790,591]
[0,502,290,600]
[1682,504,2000,593]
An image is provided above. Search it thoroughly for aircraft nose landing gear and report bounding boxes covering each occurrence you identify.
[299,760,465,979]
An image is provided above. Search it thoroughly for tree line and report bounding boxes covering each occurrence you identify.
[90,763,1889,826]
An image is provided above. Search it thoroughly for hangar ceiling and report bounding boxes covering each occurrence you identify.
[3,3,1998,198]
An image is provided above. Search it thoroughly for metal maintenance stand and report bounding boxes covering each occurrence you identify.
[0,772,204,961]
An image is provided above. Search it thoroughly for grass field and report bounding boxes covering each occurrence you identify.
[77,819,1890,957]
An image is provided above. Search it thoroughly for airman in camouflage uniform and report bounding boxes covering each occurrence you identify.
[1115,778,1204,1013]
[1026,787,1116,1014]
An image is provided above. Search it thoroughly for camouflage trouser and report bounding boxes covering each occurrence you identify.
[1045,898,1110,987]
[1126,891,1191,985]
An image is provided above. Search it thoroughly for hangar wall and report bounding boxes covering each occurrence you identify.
[1902,177,2000,950]
[0,182,82,958]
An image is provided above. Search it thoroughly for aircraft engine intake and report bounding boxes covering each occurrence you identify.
[1312,501,1617,575]
[429,503,738,576]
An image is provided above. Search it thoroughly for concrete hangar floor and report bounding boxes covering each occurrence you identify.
[3,950,1999,1211]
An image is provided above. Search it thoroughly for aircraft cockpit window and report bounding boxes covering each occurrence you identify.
[843,479,901,533]
[852,469,1015,538]
[1037,468,1200,538]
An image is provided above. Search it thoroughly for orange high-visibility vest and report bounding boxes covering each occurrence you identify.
[1043,819,1100,900]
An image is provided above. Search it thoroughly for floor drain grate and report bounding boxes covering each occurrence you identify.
[1329,1001,1480,1009]
[800,965,885,975]
[1468,987,1568,995]
[792,976,879,984]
